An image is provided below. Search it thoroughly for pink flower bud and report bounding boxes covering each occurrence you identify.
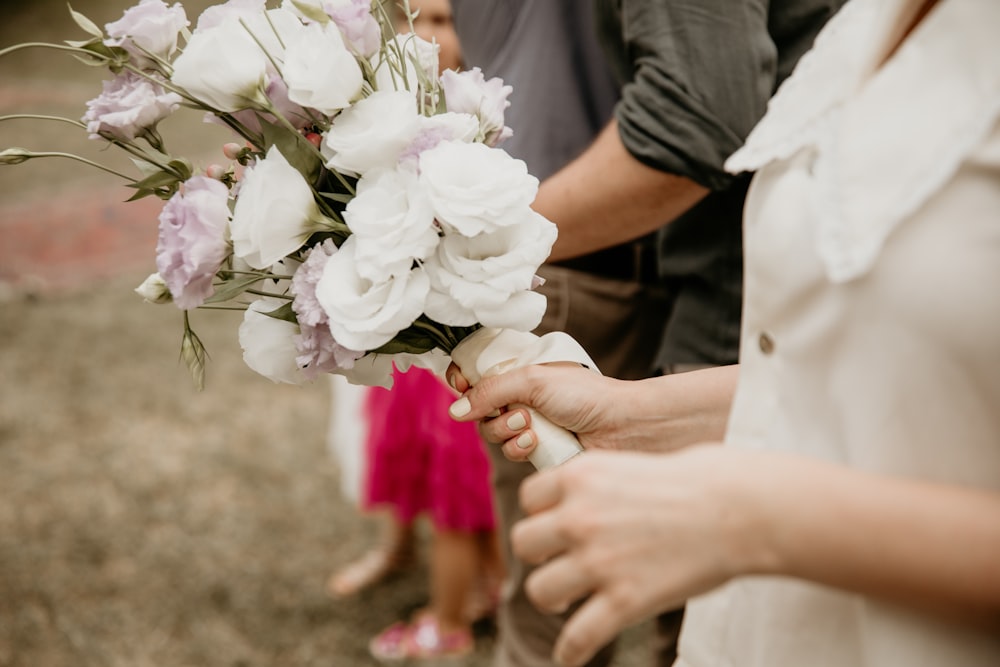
[305,132,322,149]
[223,142,244,160]
[205,164,227,180]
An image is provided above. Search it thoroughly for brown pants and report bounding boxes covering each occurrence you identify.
[489,264,683,667]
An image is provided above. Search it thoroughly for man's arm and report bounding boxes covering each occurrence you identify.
[534,119,709,262]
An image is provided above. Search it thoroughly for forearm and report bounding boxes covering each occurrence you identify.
[740,452,1000,623]
[533,120,709,262]
[620,365,739,453]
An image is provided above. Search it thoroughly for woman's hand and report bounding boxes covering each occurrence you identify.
[511,446,768,667]
[446,362,739,462]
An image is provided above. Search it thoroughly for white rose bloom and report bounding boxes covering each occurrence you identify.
[170,18,268,111]
[231,145,330,269]
[423,211,557,330]
[239,297,307,384]
[345,167,439,282]
[315,235,430,351]
[397,112,479,167]
[440,67,514,146]
[419,141,538,236]
[282,21,364,115]
[321,90,421,177]
[373,33,439,93]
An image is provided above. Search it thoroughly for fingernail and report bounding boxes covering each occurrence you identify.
[449,396,471,418]
[516,432,534,449]
[446,372,457,392]
[506,412,526,431]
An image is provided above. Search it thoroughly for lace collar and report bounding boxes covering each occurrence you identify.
[726,0,1000,282]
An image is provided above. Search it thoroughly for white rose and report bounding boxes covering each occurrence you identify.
[419,141,538,236]
[239,297,307,384]
[345,167,439,282]
[315,235,430,351]
[423,211,557,330]
[170,18,268,111]
[231,145,330,269]
[373,33,438,93]
[398,112,480,167]
[282,21,364,115]
[195,0,266,31]
[321,90,420,177]
[440,68,513,146]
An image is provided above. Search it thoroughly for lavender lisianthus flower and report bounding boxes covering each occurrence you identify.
[155,176,232,310]
[440,68,513,146]
[83,71,181,142]
[105,0,188,69]
[328,0,381,57]
[291,240,366,379]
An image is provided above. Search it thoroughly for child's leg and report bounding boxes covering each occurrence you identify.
[428,528,480,632]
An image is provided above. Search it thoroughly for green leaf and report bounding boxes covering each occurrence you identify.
[318,191,354,204]
[257,116,322,184]
[371,328,437,355]
[67,4,104,39]
[130,169,183,191]
[262,301,298,324]
[203,275,262,304]
[289,0,331,24]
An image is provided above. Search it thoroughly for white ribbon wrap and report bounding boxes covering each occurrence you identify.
[450,327,601,470]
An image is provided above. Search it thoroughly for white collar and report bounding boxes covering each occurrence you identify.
[727,0,1000,282]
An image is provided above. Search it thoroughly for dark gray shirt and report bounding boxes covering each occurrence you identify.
[451,0,619,181]
[596,0,845,366]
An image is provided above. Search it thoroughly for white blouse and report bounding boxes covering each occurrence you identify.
[676,0,1000,665]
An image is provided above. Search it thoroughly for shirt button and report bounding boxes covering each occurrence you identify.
[758,332,775,355]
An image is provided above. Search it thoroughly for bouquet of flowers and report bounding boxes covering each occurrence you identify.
[1,0,598,469]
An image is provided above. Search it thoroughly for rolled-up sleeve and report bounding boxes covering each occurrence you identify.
[614,0,776,190]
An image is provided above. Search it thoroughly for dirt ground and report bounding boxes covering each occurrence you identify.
[0,2,652,665]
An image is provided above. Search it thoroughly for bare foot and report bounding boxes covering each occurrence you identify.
[326,545,416,598]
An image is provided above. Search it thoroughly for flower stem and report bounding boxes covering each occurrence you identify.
[0,42,109,62]
[11,150,136,182]
[0,114,86,128]
[245,289,293,300]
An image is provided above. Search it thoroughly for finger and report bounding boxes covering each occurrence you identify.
[479,408,531,446]
[510,510,568,564]
[553,593,625,667]
[500,428,537,462]
[523,555,596,614]
[445,363,469,393]
[518,465,564,515]
[448,368,538,422]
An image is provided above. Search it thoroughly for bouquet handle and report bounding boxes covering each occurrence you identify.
[449,327,600,471]
[511,402,583,469]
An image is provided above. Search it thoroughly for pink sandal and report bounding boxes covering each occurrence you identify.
[369,613,474,662]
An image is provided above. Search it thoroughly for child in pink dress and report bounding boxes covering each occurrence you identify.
[363,366,503,660]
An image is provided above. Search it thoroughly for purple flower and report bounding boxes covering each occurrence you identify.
[329,0,381,57]
[291,240,365,378]
[105,0,188,68]
[155,176,232,310]
[83,71,181,142]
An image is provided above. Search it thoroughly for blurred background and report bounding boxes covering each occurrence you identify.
[0,1,650,665]
[0,1,449,665]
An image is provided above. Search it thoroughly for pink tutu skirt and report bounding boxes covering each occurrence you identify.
[362,366,496,532]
